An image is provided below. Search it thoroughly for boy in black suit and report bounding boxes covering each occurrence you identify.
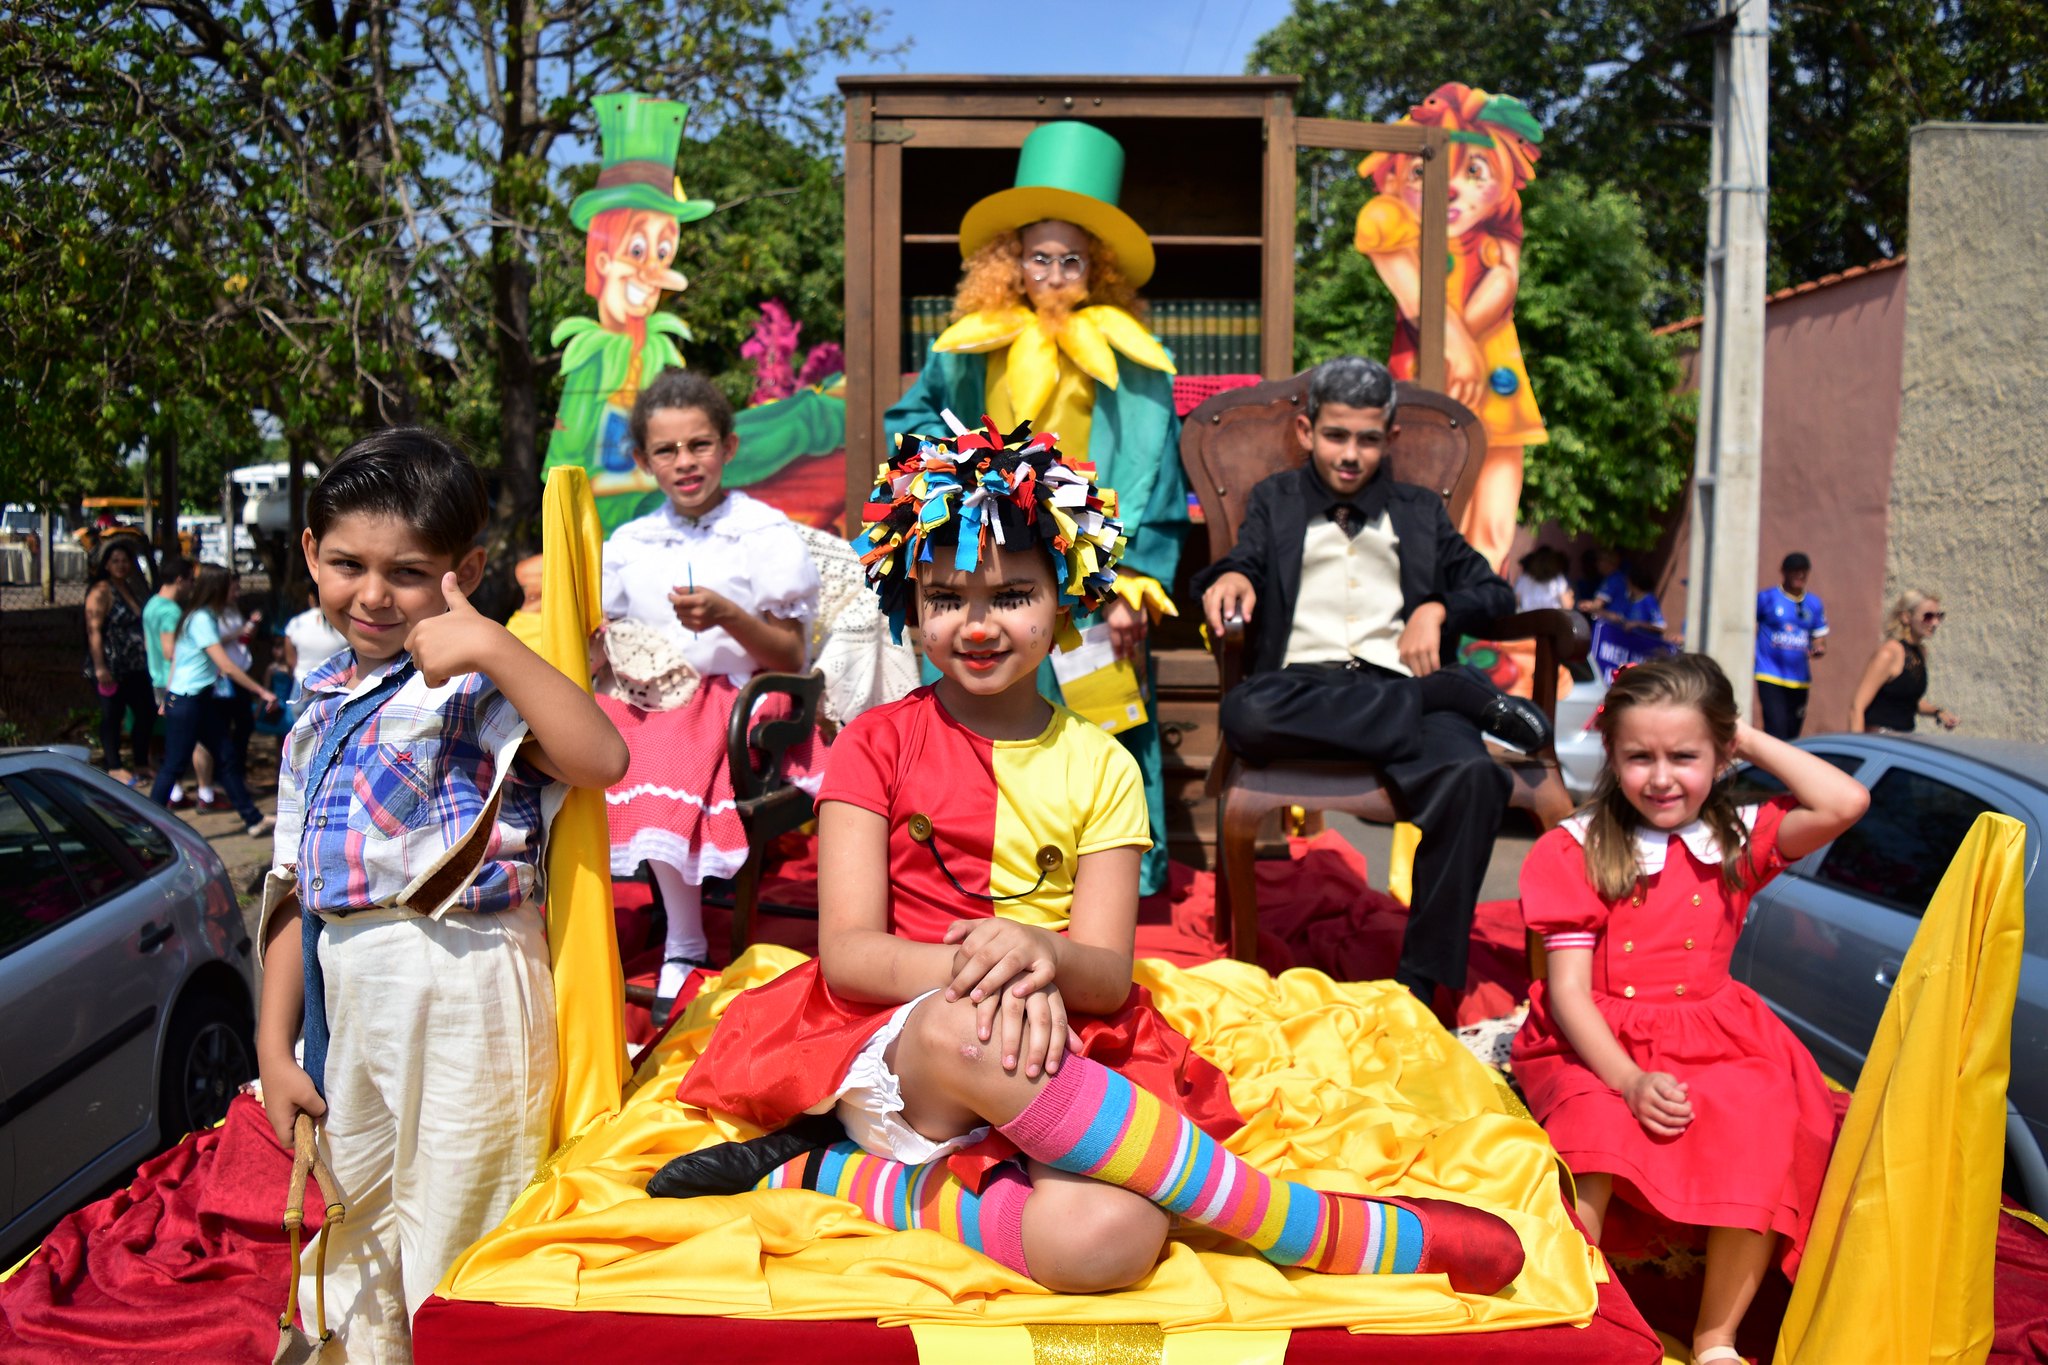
[1191,355,1549,1007]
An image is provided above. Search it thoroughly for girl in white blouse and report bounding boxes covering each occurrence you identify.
[597,370,823,1013]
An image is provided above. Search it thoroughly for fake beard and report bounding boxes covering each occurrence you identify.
[1027,280,1091,334]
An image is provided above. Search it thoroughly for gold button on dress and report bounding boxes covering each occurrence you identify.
[1623,986,1636,998]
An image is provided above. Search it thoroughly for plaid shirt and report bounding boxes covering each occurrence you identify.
[267,650,550,919]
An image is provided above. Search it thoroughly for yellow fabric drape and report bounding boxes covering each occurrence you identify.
[910,1323,1291,1364]
[534,466,628,1149]
[1776,812,2026,1364]
[439,948,1603,1337]
[939,304,1176,434]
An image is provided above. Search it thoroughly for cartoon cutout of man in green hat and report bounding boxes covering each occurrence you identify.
[547,92,716,529]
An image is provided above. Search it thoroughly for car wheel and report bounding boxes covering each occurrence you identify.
[158,991,255,1143]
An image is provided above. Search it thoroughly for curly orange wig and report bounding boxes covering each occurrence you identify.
[952,228,1146,322]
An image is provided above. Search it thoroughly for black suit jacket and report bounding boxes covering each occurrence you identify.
[1189,465,1513,677]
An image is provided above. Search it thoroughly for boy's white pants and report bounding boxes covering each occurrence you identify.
[305,905,557,1363]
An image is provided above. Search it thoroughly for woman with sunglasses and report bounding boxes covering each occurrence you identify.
[1849,589,1960,733]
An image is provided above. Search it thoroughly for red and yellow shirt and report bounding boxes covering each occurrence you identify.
[819,685,1152,944]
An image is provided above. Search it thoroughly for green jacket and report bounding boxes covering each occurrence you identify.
[882,349,1188,587]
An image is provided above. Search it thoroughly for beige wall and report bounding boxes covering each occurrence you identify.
[1887,124,2048,742]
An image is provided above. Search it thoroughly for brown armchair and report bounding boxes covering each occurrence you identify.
[1180,374,1588,962]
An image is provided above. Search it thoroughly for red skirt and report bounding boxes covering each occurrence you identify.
[598,676,824,882]
[1512,976,1838,1274]
[678,959,1244,1189]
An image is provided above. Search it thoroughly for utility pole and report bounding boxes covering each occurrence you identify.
[1683,0,1770,700]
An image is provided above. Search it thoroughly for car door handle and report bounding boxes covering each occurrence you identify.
[1875,958,1901,988]
[139,921,176,953]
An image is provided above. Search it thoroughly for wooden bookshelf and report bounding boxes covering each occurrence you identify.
[840,74,1449,528]
[840,75,1450,868]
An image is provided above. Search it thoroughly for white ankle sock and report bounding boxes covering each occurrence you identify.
[649,861,707,996]
[198,785,216,803]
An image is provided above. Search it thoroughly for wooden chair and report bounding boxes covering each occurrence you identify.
[719,669,827,963]
[621,668,825,1018]
[1181,374,1589,962]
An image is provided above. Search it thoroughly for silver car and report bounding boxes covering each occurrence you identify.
[0,747,257,1261]
[1728,734,2046,1213]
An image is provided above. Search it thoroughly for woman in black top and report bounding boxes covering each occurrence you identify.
[83,540,157,783]
[1850,589,1960,734]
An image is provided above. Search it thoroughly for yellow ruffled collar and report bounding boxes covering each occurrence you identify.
[932,304,1176,423]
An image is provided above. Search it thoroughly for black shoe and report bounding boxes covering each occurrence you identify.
[1477,693,1552,753]
[651,954,713,1029]
[646,1113,847,1199]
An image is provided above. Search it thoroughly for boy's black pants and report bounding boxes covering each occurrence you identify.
[1219,662,1512,994]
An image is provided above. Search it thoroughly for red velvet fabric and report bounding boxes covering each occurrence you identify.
[414,1255,1665,1364]
[685,829,1530,1026]
[0,1094,312,1364]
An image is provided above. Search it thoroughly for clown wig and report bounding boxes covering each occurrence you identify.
[953,229,1146,322]
[851,420,1127,643]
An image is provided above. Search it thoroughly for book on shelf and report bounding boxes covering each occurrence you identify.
[897,297,1263,378]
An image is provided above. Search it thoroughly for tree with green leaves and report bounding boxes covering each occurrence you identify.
[3,0,883,549]
[1253,0,2047,307]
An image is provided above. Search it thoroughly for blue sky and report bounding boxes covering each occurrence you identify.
[818,0,1300,92]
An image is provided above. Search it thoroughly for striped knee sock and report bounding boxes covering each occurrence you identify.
[758,1141,1032,1276]
[1000,1055,1423,1275]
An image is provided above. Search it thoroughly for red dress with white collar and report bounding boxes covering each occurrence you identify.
[1510,797,1837,1272]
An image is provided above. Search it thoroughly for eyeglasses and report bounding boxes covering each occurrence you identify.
[1024,251,1087,283]
[1919,611,1946,623]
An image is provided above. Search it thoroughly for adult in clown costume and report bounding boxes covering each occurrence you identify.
[550,92,716,535]
[1355,83,1546,573]
[885,121,1187,897]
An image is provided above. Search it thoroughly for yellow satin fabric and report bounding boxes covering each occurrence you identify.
[938,305,1176,439]
[1107,571,1178,623]
[535,467,628,1150]
[439,947,1601,1336]
[910,1322,1290,1364]
[1776,813,2026,1364]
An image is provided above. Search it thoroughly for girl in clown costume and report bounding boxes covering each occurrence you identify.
[886,121,1187,898]
[654,424,1525,1297]
[1356,83,1547,572]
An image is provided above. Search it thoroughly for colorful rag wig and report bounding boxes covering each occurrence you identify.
[851,418,1127,645]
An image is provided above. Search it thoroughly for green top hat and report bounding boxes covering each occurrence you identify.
[569,92,716,230]
[959,122,1155,287]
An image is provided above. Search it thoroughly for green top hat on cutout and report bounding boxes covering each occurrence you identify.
[569,92,716,230]
[959,122,1155,287]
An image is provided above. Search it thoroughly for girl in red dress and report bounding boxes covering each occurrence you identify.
[1510,655,1869,1363]
[662,423,1524,1296]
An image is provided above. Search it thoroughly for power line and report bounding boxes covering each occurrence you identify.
[1178,0,1214,75]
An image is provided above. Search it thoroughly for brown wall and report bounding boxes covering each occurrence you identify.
[1657,261,1908,734]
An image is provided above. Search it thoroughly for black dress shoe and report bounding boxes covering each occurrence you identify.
[646,1113,847,1199]
[1477,694,1552,753]
[651,954,714,1029]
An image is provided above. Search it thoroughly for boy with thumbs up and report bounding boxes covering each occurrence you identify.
[254,428,627,1357]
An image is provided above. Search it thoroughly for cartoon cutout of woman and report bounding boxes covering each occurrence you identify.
[1356,84,1546,572]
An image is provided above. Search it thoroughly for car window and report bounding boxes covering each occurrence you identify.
[52,775,176,873]
[10,778,135,907]
[1730,752,1863,799]
[1811,766,1995,916]
[0,787,85,950]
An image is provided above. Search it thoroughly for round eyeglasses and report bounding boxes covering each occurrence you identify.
[1024,251,1087,283]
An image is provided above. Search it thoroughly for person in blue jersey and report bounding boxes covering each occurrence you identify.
[1754,553,1828,739]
